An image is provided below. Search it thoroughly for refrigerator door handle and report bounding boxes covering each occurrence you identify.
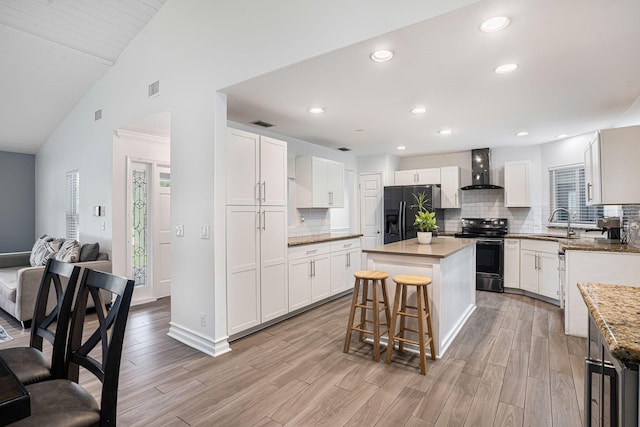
[398,201,404,240]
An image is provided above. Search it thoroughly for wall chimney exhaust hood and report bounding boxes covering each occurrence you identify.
[460,148,503,190]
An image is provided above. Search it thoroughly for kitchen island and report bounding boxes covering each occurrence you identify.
[363,237,476,358]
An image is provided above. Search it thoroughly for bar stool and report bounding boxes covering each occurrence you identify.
[385,274,435,375]
[343,270,391,362]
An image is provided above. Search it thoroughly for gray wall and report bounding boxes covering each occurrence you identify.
[0,152,35,252]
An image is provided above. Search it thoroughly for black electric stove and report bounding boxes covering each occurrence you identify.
[454,218,509,292]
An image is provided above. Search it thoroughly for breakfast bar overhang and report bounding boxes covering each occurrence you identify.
[363,237,477,358]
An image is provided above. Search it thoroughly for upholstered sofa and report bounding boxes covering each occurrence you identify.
[0,249,112,327]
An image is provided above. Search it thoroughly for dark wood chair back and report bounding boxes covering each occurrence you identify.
[30,258,81,379]
[66,269,135,426]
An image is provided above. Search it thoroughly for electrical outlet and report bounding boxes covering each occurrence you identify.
[200,312,206,327]
[176,224,184,237]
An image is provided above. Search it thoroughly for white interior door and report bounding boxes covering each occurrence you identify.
[154,165,171,298]
[360,172,383,251]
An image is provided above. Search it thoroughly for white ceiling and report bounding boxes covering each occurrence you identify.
[224,0,640,157]
[0,0,167,154]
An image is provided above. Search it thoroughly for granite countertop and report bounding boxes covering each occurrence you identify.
[577,282,640,365]
[362,237,476,259]
[505,234,640,254]
[288,233,363,247]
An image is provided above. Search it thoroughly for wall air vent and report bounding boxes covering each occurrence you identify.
[148,80,160,97]
[94,109,102,121]
[337,147,351,152]
[251,120,274,128]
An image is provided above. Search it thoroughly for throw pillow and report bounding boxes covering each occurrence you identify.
[80,243,100,262]
[30,235,54,266]
[55,239,81,263]
[38,238,66,266]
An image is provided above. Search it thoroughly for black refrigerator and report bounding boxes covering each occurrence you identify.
[384,185,444,244]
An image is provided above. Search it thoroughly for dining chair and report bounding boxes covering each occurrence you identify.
[0,259,81,385]
[12,269,135,427]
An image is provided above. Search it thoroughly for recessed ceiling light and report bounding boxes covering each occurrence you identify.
[411,107,427,115]
[439,129,452,135]
[397,146,406,150]
[516,131,529,136]
[557,134,568,138]
[308,107,324,114]
[481,16,510,32]
[370,50,394,62]
[495,63,518,74]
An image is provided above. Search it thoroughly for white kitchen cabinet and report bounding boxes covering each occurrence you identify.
[226,206,288,335]
[226,128,288,336]
[226,128,287,206]
[584,125,640,205]
[295,156,344,208]
[330,238,362,295]
[394,168,441,185]
[504,161,530,207]
[504,239,520,288]
[288,243,331,311]
[519,240,559,300]
[565,250,640,337]
[440,166,460,208]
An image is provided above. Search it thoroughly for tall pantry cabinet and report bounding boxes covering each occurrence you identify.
[226,128,288,336]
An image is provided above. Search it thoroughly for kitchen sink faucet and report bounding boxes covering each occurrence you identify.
[549,208,576,238]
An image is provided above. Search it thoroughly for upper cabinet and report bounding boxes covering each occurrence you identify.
[585,125,640,205]
[296,156,344,208]
[504,161,531,207]
[394,168,441,185]
[226,128,287,206]
[440,166,460,208]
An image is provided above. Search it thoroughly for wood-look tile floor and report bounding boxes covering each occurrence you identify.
[0,291,586,426]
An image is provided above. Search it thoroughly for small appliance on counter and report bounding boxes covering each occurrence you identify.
[596,217,622,242]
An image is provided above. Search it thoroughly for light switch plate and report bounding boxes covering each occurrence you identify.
[176,224,184,237]
[201,225,210,239]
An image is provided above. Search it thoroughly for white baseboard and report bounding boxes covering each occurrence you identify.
[167,322,231,357]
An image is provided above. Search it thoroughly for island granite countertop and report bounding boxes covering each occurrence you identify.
[577,282,640,365]
[363,237,476,259]
[288,233,363,247]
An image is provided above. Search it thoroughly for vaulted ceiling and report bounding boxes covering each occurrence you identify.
[0,0,167,154]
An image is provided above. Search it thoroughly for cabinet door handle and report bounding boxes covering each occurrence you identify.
[262,181,266,202]
[454,192,458,207]
[534,254,538,270]
[262,210,266,231]
[256,182,261,201]
[256,211,261,230]
[312,260,316,277]
[587,182,592,201]
[309,260,313,277]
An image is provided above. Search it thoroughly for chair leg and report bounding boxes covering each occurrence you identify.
[372,280,381,361]
[343,278,361,353]
[385,284,402,364]
[423,286,436,360]
[358,279,369,342]
[416,286,427,375]
[398,285,408,352]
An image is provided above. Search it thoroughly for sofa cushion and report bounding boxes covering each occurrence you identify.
[0,266,20,302]
[30,235,54,266]
[55,239,80,263]
[80,243,100,262]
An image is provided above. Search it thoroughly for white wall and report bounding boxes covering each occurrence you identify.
[358,154,399,186]
[36,0,482,355]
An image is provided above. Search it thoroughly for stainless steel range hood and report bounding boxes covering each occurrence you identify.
[460,148,503,190]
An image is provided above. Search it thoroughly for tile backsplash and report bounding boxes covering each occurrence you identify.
[288,208,331,237]
[443,189,542,234]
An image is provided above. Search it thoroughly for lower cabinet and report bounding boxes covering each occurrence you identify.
[288,238,361,312]
[504,239,520,288]
[226,206,287,336]
[519,240,559,300]
[330,239,362,295]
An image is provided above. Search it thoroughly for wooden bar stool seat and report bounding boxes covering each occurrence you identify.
[343,270,392,362]
[385,274,435,374]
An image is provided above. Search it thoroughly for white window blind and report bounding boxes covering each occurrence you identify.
[66,170,80,240]
[549,165,602,224]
